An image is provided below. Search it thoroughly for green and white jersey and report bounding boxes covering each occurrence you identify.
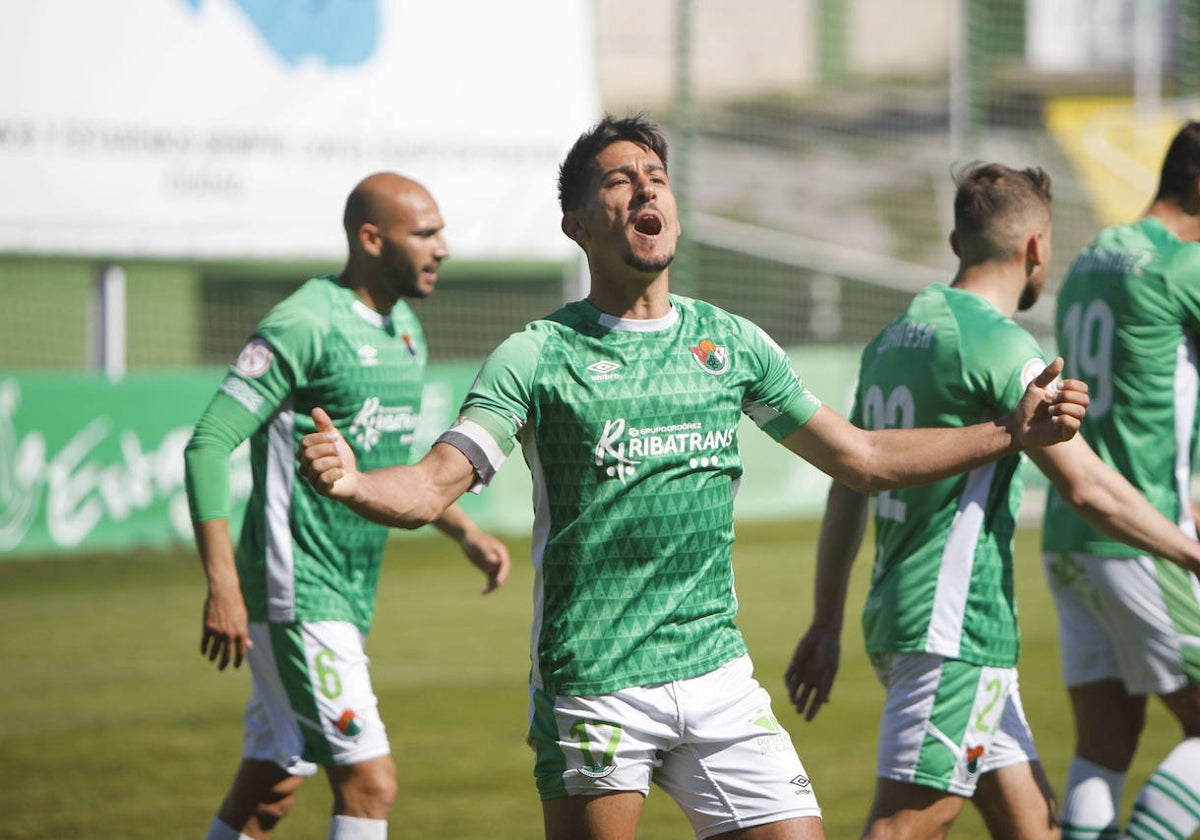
[190,275,427,633]
[1043,217,1200,556]
[854,284,1048,667]
[437,295,822,695]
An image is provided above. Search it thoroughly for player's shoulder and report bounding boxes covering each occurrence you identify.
[938,286,1026,339]
[670,295,787,359]
[248,276,347,356]
[262,275,341,323]
[668,294,767,341]
[1159,233,1200,280]
[1097,218,1200,277]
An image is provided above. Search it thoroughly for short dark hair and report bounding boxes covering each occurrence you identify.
[1154,121,1200,202]
[952,162,1052,263]
[557,114,670,212]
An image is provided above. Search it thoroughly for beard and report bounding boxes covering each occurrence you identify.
[624,251,675,273]
[1017,282,1040,312]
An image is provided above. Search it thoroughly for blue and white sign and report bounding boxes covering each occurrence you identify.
[0,1,599,261]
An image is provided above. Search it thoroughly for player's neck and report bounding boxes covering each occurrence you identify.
[339,270,396,315]
[1146,201,1200,243]
[586,270,671,319]
[950,265,1021,318]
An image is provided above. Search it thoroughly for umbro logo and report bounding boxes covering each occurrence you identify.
[586,360,622,381]
[791,774,814,796]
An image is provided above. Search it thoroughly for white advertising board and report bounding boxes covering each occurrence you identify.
[0,0,599,261]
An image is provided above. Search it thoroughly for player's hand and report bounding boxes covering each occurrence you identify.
[200,584,251,670]
[459,528,512,594]
[298,407,360,500]
[784,624,841,722]
[1012,357,1089,448]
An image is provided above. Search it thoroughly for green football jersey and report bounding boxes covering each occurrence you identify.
[1044,217,1200,556]
[437,295,822,695]
[854,284,1048,667]
[195,275,427,633]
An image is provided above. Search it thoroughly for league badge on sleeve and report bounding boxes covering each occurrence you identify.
[235,337,274,378]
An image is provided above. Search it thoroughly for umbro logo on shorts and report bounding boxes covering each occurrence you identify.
[790,774,814,795]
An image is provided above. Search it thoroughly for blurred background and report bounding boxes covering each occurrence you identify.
[2,0,1198,557]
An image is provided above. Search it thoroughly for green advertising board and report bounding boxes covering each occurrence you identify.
[0,347,865,559]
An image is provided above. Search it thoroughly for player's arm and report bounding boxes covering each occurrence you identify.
[184,389,267,670]
[780,358,1088,492]
[784,480,869,722]
[430,503,512,595]
[1028,436,1200,575]
[299,407,478,529]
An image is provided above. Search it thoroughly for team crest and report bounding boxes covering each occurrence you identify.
[334,709,363,738]
[577,763,617,779]
[965,744,985,773]
[690,338,730,375]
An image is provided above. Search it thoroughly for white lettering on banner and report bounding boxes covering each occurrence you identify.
[0,380,248,552]
[0,382,44,550]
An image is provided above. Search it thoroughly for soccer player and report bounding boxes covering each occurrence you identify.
[297,117,1089,840]
[184,172,512,840]
[783,163,1200,840]
[1042,122,1200,840]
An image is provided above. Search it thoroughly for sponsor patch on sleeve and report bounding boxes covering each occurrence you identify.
[219,374,265,414]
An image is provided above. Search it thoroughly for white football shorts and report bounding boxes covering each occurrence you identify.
[870,651,1039,797]
[242,621,390,775]
[527,654,822,839]
[1043,551,1200,694]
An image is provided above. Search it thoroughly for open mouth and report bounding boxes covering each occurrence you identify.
[633,213,663,236]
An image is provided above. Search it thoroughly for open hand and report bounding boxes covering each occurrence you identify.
[460,529,513,595]
[784,625,841,722]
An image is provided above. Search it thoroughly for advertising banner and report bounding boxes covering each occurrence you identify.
[0,363,511,557]
[0,349,868,559]
[0,0,598,261]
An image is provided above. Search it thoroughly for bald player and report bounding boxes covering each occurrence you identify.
[184,172,511,840]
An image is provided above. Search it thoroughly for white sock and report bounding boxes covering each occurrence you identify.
[1060,756,1125,840]
[328,814,388,840]
[204,817,254,840]
[1124,737,1200,840]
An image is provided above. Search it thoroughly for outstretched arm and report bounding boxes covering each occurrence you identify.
[298,407,478,529]
[784,481,869,721]
[1030,436,1200,575]
[781,358,1088,493]
[431,503,513,594]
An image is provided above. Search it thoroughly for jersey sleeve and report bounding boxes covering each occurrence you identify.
[184,386,266,523]
[183,301,324,522]
[961,318,1048,413]
[434,328,543,490]
[741,324,823,440]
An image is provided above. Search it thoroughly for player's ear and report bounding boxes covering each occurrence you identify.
[1026,228,1048,268]
[358,222,383,257]
[561,213,586,245]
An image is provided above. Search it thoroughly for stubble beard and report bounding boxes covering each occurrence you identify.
[1017,282,1039,312]
[624,252,675,273]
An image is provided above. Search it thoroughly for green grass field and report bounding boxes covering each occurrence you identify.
[0,519,1183,839]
